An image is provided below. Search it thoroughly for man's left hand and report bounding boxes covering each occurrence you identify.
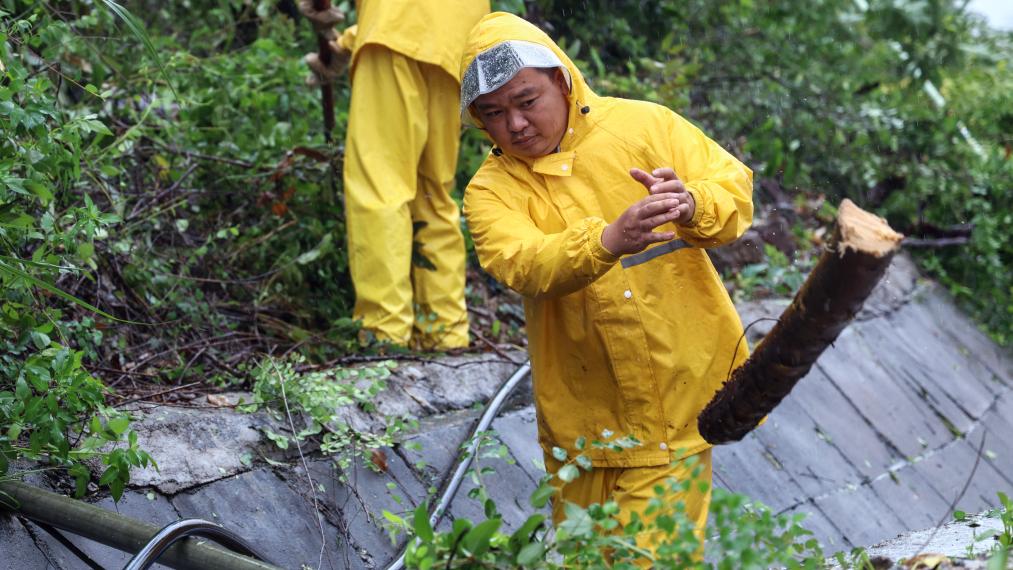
[630,167,695,225]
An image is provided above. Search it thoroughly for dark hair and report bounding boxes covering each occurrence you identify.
[535,66,562,79]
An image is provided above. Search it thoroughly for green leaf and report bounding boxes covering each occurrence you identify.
[530,480,555,508]
[517,542,546,566]
[95,0,178,99]
[107,416,130,437]
[551,446,567,461]
[557,464,579,483]
[413,503,434,542]
[509,514,546,551]
[461,518,501,557]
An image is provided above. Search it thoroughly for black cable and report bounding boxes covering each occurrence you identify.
[34,520,106,570]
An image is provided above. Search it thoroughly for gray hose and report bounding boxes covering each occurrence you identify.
[385,360,532,570]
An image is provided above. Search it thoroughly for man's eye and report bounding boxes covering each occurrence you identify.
[520,98,537,108]
[483,110,502,118]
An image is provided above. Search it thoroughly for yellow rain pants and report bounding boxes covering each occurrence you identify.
[344,45,469,349]
[545,449,713,565]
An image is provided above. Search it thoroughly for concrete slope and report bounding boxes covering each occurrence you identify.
[2,255,1010,569]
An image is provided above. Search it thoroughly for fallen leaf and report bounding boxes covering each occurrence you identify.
[904,553,950,569]
[207,394,229,407]
[370,449,388,473]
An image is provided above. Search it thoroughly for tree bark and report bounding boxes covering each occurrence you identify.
[313,0,336,142]
[698,199,904,444]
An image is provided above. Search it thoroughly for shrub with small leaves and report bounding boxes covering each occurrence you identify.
[244,355,414,475]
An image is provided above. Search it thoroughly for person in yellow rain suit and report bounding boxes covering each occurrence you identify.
[335,1,489,349]
[459,12,754,556]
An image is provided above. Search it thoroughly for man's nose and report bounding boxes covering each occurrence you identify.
[507,109,529,133]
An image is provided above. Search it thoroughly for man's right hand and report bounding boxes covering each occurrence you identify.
[601,193,684,256]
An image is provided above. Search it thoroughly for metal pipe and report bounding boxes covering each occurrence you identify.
[124,519,274,570]
[0,481,281,570]
[384,360,532,570]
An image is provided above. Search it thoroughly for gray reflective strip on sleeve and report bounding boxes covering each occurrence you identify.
[620,239,692,269]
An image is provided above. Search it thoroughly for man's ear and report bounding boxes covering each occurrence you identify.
[554,68,571,95]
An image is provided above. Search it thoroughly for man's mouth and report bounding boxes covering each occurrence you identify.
[513,135,536,147]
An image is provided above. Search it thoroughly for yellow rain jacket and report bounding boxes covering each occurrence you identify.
[462,13,754,468]
[350,1,489,80]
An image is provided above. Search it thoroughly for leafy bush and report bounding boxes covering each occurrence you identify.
[243,356,414,474]
[397,437,827,569]
[1,5,151,497]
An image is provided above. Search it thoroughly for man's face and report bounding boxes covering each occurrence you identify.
[472,67,570,159]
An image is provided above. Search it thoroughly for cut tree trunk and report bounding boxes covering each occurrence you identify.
[698,199,904,444]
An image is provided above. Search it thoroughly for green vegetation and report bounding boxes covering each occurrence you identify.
[242,355,414,475]
[394,437,825,568]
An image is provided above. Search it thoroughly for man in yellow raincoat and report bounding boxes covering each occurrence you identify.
[336,1,489,349]
[460,12,754,555]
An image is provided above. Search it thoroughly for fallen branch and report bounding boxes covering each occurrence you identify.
[699,199,904,444]
[902,236,970,248]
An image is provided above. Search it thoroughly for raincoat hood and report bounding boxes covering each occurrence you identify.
[459,12,595,125]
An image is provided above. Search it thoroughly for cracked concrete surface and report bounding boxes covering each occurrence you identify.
[3,254,1011,568]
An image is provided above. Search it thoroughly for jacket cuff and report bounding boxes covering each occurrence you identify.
[587,218,620,265]
[684,186,707,228]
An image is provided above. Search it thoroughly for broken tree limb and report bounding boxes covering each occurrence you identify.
[698,199,904,444]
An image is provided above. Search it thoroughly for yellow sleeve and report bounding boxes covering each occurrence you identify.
[463,177,619,299]
[666,111,754,247]
[337,25,358,52]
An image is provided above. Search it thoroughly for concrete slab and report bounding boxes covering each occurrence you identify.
[868,466,952,533]
[399,411,476,488]
[858,305,993,427]
[788,366,903,480]
[125,404,272,494]
[908,438,1012,515]
[754,391,866,499]
[815,333,954,458]
[171,468,355,570]
[0,515,55,569]
[491,407,544,483]
[305,459,391,569]
[711,431,808,511]
[914,286,1012,383]
[377,354,527,420]
[447,442,544,533]
[812,481,910,548]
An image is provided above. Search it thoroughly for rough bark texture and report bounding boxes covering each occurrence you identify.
[699,199,904,444]
[313,0,336,141]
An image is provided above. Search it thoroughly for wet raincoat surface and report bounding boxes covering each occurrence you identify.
[340,1,488,348]
[351,0,488,81]
[462,13,754,467]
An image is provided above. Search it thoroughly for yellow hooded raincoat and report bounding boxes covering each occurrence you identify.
[462,13,754,469]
